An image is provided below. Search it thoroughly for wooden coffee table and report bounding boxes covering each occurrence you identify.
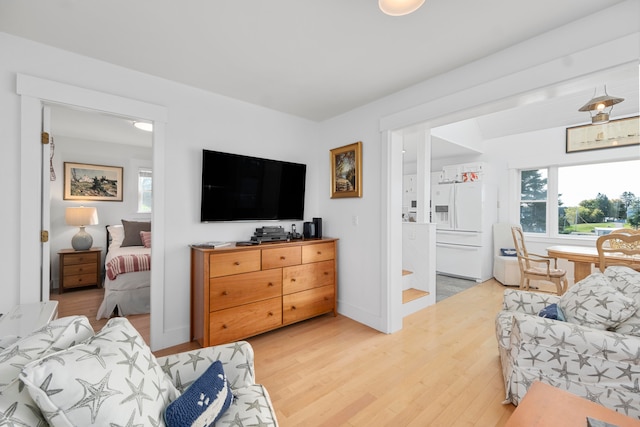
[505,382,639,427]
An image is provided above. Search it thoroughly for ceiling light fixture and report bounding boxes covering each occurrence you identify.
[379,0,425,16]
[133,121,153,132]
[578,86,624,125]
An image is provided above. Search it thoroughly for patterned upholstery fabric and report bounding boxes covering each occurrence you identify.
[605,266,640,336]
[157,341,279,427]
[0,316,95,426]
[0,317,278,427]
[496,280,640,420]
[20,317,178,426]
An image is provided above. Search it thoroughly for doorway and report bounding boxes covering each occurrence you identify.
[17,74,168,350]
[46,103,153,336]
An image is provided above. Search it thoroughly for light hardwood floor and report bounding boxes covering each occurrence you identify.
[53,279,516,426]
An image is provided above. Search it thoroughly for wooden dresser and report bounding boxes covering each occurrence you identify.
[58,248,102,293]
[191,238,338,347]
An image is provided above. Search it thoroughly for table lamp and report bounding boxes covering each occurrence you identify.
[65,206,99,251]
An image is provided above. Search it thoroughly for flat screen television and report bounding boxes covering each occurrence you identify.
[201,150,306,222]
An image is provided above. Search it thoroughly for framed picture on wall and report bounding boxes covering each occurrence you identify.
[330,141,363,198]
[566,115,640,153]
[63,162,123,201]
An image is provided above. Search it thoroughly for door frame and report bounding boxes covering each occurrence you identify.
[17,74,168,349]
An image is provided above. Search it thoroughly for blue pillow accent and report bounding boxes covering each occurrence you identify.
[164,360,233,427]
[538,303,566,321]
[500,248,517,257]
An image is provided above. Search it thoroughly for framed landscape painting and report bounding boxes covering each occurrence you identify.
[566,115,639,153]
[330,141,362,198]
[64,162,123,201]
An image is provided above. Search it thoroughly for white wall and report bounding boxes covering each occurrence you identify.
[1,32,320,349]
[49,137,152,289]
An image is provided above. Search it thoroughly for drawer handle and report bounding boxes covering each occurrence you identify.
[268,311,273,316]
[234,262,240,266]
[317,251,322,255]
[222,324,228,329]
[267,282,274,287]
[324,272,329,275]
[222,291,228,296]
[291,278,296,282]
[280,256,286,260]
[291,305,296,310]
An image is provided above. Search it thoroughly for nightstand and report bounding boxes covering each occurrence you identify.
[58,248,102,293]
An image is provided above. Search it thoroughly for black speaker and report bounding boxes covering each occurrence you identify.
[312,217,322,238]
[303,222,315,238]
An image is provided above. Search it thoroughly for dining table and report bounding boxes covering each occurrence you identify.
[546,245,599,283]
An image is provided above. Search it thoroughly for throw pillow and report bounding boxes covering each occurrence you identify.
[558,272,638,330]
[605,266,640,336]
[107,225,125,248]
[20,317,178,427]
[538,303,565,321]
[0,315,94,389]
[500,248,517,257]
[121,220,151,247]
[164,360,233,427]
[140,231,152,248]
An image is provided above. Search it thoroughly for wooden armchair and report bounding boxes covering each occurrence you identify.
[511,226,568,295]
[596,230,640,272]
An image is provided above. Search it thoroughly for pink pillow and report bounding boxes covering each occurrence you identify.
[140,231,151,248]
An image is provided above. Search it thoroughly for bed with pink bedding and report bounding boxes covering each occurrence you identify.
[96,223,151,319]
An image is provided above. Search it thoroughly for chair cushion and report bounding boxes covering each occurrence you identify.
[20,317,178,427]
[558,272,638,330]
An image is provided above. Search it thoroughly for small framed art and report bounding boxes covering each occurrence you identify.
[64,162,123,201]
[566,115,639,153]
[330,141,362,198]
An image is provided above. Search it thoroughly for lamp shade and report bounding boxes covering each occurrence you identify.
[65,207,99,226]
[578,86,624,124]
[379,0,425,16]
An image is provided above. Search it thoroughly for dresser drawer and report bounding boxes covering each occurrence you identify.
[209,297,282,345]
[209,250,261,277]
[63,252,98,266]
[283,260,334,294]
[302,242,335,264]
[283,285,334,325]
[63,263,98,276]
[262,246,301,269]
[210,269,282,311]
[63,273,98,288]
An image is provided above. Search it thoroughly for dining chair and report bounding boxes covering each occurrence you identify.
[596,231,640,272]
[511,226,568,295]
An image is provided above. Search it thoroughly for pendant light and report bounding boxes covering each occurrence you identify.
[379,0,425,16]
[578,86,624,124]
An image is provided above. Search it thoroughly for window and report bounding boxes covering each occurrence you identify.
[518,160,640,237]
[137,168,152,213]
[519,168,548,233]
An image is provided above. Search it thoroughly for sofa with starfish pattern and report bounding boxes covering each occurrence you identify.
[0,315,278,426]
[496,266,640,420]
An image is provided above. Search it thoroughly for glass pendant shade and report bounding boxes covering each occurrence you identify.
[379,0,425,16]
[578,86,624,124]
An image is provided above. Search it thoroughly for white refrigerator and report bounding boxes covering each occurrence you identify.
[431,181,492,281]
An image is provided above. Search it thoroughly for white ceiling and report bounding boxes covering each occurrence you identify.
[3,1,637,158]
[0,0,630,122]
